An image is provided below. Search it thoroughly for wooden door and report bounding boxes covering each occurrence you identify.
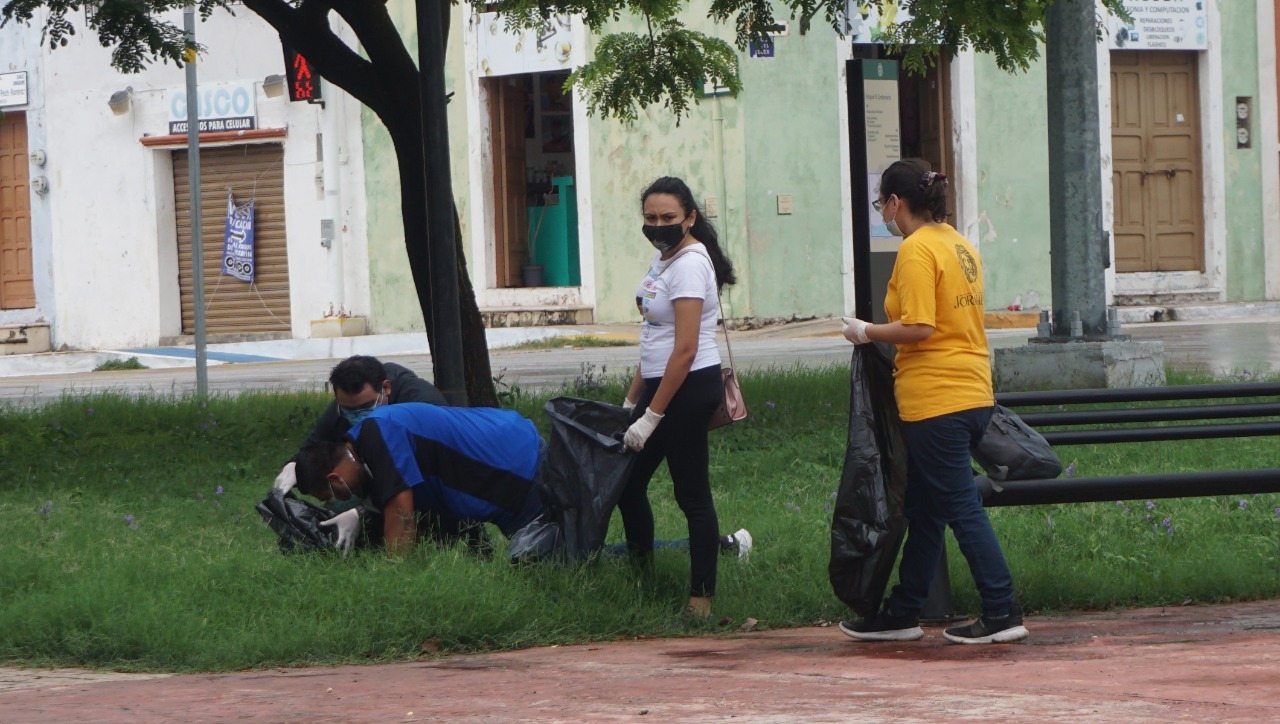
[488,77,529,288]
[1110,51,1204,272]
[916,54,956,217]
[0,111,34,309]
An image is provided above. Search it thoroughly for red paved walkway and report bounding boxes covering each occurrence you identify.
[3,600,1279,722]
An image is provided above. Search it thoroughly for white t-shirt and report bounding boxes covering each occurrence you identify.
[635,244,721,377]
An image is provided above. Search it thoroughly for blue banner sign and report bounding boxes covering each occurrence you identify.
[221,192,255,283]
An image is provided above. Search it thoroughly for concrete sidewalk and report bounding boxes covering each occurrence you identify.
[2,600,1278,722]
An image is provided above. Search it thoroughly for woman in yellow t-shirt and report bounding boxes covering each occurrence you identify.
[838,159,1028,645]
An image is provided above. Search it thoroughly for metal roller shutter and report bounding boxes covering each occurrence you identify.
[173,144,291,335]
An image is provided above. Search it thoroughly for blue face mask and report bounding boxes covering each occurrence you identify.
[340,391,384,426]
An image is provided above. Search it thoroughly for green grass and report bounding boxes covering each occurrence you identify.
[1,367,1278,672]
[93,357,148,371]
[507,334,635,350]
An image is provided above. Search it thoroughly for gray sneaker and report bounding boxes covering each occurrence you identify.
[839,610,924,642]
[943,605,1029,644]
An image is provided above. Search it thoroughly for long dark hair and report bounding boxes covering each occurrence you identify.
[879,158,949,223]
[641,176,737,289]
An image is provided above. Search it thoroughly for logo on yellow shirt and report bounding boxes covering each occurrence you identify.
[956,244,978,283]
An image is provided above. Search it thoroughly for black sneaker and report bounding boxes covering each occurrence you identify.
[839,610,924,642]
[943,605,1029,644]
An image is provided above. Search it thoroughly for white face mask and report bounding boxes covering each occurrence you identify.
[883,196,904,237]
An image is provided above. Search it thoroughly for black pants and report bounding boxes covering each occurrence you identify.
[618,364,722,597]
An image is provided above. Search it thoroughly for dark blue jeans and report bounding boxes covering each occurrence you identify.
[885,405,1015,619]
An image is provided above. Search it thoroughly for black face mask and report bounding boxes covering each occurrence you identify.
[641,221,686,252]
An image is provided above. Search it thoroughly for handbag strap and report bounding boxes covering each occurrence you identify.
[659,245,736,371]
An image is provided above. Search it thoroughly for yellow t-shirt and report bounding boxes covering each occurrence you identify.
[883,223,993,422]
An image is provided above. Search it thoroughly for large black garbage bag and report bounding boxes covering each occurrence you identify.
[256,488,338,553]
[509,397,636,562]
[828,343,909,618]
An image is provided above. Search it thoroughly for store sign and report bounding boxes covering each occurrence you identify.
[0,72,28,108]
[863,61,901,253]
[167,81,257,134]
[476,11,575,77]
[1107,0,1208,51]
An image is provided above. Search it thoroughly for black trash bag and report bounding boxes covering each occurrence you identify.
[509,397,636,562]
[828,344,909,618]
[506,511,564,562]
[971,404,1064,481]
[256,488,338,553]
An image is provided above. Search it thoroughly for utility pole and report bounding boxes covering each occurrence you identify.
[1045,0,1111,339]
[416,0,467,404]
[184,2,208,395]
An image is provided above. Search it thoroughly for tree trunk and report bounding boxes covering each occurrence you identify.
[386,117,497,407]
[242,0,498,405]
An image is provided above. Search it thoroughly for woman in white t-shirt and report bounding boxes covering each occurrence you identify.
[620,176,737,621]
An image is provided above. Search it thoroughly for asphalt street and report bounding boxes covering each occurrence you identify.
[1,317,1278,406]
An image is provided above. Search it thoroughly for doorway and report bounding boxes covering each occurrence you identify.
[484,70,578,289]
[0,111,34,309]
[1110,50,1205,273]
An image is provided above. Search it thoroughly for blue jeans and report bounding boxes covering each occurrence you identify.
[885,405,1015,618]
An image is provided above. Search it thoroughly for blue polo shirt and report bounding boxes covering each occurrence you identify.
[348,403,543,537]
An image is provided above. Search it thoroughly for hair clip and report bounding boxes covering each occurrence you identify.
[918,171,948,189]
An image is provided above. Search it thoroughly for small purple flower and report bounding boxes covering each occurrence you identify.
[215,486,224,496]
[1064,462,1076,478]
[1238,499,1248,510]
[1274,507,1280,516]
[1162,517,1172,529]
[1115,501,1123,506]
[785,501,801,514]
[765,401,776,410]
[124,514,137,530]
[1123,507,1130,515]
[50,531,60,540]
[37,500,53,516]
[1145,501,1156,511]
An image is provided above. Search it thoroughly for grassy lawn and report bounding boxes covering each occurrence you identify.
[1,366,1278,672]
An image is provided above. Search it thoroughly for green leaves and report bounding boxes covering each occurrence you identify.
[569,22,741,124]
[0,0,223,74]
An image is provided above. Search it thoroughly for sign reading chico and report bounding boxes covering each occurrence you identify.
[167,81,258,135]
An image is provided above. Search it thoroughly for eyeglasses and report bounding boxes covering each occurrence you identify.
[872,197,888,212]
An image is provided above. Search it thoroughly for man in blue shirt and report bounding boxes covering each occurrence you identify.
[294,402,544,554]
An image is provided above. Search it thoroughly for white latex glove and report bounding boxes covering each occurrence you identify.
[319,507,361,556]
[842,316,872,345]
[272,461,297,494]
[622,397,636,411]
[624,408,664,451]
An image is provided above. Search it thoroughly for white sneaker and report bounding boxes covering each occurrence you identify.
[731,528,752,560]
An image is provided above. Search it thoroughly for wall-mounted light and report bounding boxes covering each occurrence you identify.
[108,86,133,115]
[263,74,287,99]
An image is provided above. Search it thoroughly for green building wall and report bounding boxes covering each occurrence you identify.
[973,56,1052,313]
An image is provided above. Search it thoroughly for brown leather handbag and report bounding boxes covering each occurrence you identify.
[707,284,747,431]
